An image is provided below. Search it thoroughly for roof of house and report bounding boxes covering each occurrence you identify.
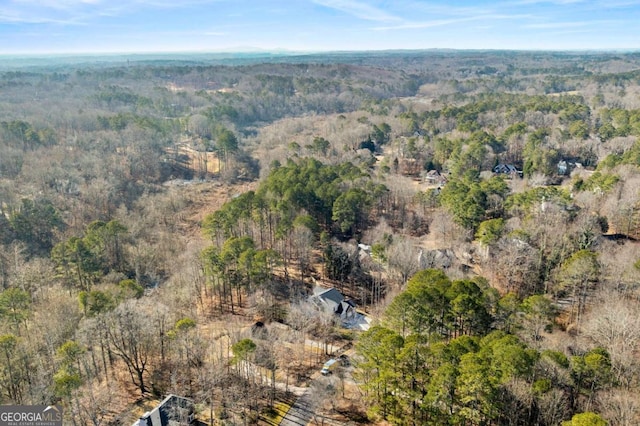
[493,164,522,175]
[133,394,194,426]
[494,164,518,172]
[425,170,447,181]
[314,287,344,307]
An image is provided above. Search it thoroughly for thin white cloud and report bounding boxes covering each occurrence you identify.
[524,19,622,29]
[524,21,589,29]
[592,0,640,7]
[373,13,532,31]
[508,0,585,5]
[0,0,225,25]
[0,9,87,25]
[131,0,221,8]
[120,29,228,37]
[505,0,640,9]
[311,0,402,22]
[395,0,500,18]
[373,17,477,30]
[544,29,592,35]
[0,0,103,24]
[12,0,100,8]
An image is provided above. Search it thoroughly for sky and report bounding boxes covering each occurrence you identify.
[0,0,639,54]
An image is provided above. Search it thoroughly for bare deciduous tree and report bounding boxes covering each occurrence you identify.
[582,294,640,387]
[105,299,161,396]
[598,390,640,426]
[387,236,421,286]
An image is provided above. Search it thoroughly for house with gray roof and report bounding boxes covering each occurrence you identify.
[133,395,195,426]
[311,287,356,320]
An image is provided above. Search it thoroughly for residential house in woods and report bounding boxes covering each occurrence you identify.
[423,169,447,185]
[311,287,357,320]
[493,163,522,178]
[557,160,569,175]
[133,395,195,426]
[557,159,583,175]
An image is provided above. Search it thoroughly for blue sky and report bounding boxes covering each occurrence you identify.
[0,0,638,54]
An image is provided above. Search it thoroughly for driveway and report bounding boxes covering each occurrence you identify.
[278,387,316,426]
[279,349,356,426]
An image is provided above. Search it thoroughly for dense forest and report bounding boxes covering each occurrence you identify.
[1,50,640,425]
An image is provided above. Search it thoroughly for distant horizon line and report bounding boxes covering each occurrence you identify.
[1,46,639,58]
